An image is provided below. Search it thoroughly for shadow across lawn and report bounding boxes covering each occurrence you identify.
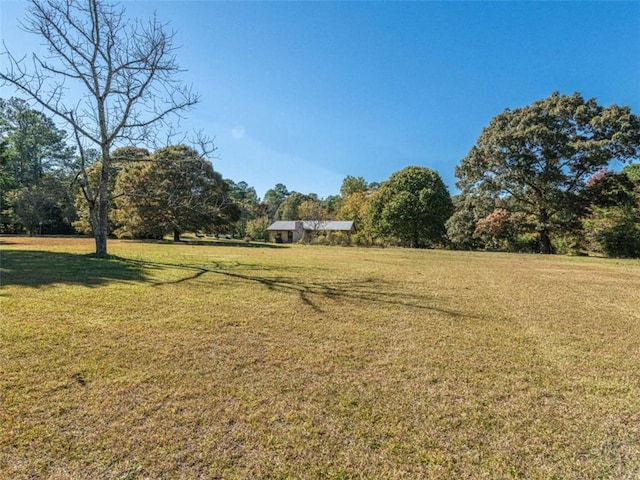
[125,238,289,249]
[0,250,147,288]
[117,257,470,318]
[0,250,472,319]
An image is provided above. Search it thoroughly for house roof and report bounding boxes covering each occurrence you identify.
[267,220,354,231]
[267,221,297,231]
[305,221,353,231]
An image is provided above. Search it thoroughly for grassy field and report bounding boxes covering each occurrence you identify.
[1,236,639,479]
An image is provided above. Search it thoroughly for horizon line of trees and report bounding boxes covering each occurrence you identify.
[2,93,639,256]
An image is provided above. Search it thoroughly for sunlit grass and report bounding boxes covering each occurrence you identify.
[1,236,639,479]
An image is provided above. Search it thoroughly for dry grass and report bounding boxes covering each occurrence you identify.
[1,236,639,479]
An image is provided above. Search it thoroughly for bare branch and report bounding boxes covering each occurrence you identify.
[1,0,201,256]
[190,130,218,160]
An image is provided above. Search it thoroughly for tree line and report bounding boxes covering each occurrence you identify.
[0,100,453,248]
[3,90,639,257]
[1,1,639,257]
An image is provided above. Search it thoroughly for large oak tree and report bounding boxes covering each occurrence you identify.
[455,92,640,254]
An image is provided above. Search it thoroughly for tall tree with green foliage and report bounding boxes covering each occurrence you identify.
[225,179,261,237]
[1,0,198,256]
[369,166,453,248]
[338,191,371,233]
[297,199,326,221]
[0,98,73,187]
[263,183,289,221]
[340,175,369,198]
[274,192,309,220]
[455,92,640,254]
[114,145,238,241]
[323,194,342,218]
[0,98,75,233]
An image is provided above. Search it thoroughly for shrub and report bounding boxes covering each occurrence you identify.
[583,206,640,258]
[245,216,269,241]
[514,233,540,253]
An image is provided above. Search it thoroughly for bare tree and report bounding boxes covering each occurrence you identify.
[1,0,199,256]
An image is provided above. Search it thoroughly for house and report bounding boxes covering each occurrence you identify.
[266,220,354,243]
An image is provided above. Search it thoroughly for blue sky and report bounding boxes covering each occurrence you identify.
[1,1,639,199]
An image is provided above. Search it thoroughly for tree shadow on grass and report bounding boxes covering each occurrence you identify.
[0,249,473,319]
[126,238,289,249]
[0,250,147,289]
[117,257,470,319]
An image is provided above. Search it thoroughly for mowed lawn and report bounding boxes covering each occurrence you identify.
[1,237,639,479]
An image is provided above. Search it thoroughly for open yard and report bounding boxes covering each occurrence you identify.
[1,237,639,479]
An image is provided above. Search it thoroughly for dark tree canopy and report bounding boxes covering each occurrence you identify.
[9,174,76,234]
[114,145,238,241]
[581,168,640,257]
[369,166,453,248]
[225,179,261,237]
[455,92,640,253]
[445,193,495,250]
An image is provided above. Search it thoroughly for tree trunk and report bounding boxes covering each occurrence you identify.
[95,206,108,257]
[538,208,553,254]
[88,200,100,249]
[173,229,181,242]
[539,229,553,254]
[95,150,110,258]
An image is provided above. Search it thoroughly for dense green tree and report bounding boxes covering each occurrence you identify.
[245,216,270,241]
[582,169,640,257]
[445,193,495,250]
[5,174,76,235]
[274,192,309,220]
[323,194,342,218]
[622,163,640,182]
[226,179,260,237]
[337,191,371,232]
[455,92,640,254]
[0,98,74,187]
[0,98,76,233]
[583,206,640,258]
[0,138,15,232]
[583,170,638,208]
[340,175,368,198]
[369,166,453,248]
[298,199,327,221]
[72,146,149,235]
[114,145,238,241]
[263,183,289,220]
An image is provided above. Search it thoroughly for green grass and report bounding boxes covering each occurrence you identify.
[1,236,640,479]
